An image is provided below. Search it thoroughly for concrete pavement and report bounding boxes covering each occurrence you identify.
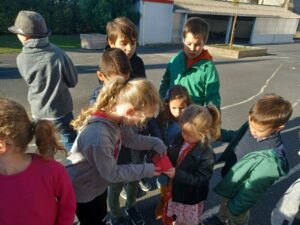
[0,42,300,225]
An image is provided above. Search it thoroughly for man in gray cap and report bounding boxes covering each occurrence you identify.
[8,10,78,152]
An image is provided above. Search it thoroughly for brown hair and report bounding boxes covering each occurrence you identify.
[183,17,209,44]
[71,77,161,130]
[179,104,221,145]
[249,94,293,129]
[0,97,64,158]
[100,48,131,78]
[106,17,137,45]
[157,85,192,123]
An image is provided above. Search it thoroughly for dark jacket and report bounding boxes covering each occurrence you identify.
[168,137,216,205]
[218,122,282,177]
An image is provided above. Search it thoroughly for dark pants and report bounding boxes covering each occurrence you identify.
[53,112,77,152]
[76,191,107,225]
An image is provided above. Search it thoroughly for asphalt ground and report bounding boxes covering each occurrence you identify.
[0,42,300,225]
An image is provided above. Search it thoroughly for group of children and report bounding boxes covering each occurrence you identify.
[0,9,295,225]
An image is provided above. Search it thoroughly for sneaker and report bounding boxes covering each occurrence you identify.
[120,188,127,200]
[139,179,151,192]
[201,215,227,225]
[126,207,145,225]
[110,216,130,225]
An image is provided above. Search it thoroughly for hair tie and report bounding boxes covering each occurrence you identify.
[31,122,36,132]
[124,78,130,85]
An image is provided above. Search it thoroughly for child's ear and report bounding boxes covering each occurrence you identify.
[125,106,135,117]
[0,140,7,154]
[108,39,115,48]
[96,71,106,82]
[277,125,285,132]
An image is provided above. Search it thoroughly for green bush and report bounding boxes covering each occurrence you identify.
[79,0,140,33]
[0,0,139,34]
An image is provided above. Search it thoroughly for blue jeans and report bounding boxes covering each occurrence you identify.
[53,112,77,152]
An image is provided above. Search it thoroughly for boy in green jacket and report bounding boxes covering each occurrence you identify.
[202,94,293,225]
[159,17,220,109]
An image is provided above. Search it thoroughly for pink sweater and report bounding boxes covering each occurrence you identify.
[0,154,76,225]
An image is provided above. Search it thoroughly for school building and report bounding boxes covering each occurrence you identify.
[135,0,300,46]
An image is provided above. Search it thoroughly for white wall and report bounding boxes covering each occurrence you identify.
[172,13,186,43]
[138,1,174,46]
[258,0,285,6]
[250,17,299,44]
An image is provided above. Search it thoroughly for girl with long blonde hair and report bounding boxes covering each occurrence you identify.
[67,77,167,225]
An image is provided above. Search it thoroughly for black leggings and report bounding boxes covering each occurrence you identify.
[76,191,107,225]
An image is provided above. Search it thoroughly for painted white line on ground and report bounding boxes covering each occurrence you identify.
[221,64,283,110]
[281,125,300,134]
[292,97,300,108]
[201,205,220,219]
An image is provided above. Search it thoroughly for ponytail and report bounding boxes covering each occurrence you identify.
[179,104,221,145]
[71,77,127,130]
[0,97,65,158]
[34,120,65,158]
[206,104,221,141]
[72,77,160,130]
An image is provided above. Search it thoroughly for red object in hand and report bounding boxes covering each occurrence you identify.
[152,154,173,172]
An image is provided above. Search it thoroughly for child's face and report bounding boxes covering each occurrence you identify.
[248,118,279,139]
[169,98,188,119]
[181,127,200,144]
[17,34,29,44]
[183,32,204,59]
[109,34,136,59]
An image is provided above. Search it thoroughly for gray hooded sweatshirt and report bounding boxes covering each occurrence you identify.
[66,116,167,203]
[17,37,78,119]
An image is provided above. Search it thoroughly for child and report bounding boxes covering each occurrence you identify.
[162,104,221,225]
[89,47,144,225]
[0,97,76,225]
[89,47,131,105]
[202,94,293,225]
[90,16,146,103]
[147,85,192,219]
[106,17,146,79]
[105,16,150,225]
[66,77,168,225]
[159,17,221,109]
[8,10,78,151]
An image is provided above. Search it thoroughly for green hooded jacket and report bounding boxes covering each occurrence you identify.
[159,50,220,108]
[214,148,289,216]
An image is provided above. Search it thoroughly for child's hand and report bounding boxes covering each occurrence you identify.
[154,166,162,176]
[163,167,175,179]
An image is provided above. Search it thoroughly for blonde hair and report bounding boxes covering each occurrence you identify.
[71,77,160,130]
[179,104,221,145]
[0,97,64,158]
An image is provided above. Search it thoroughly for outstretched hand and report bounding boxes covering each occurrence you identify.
[154,166,162,176]
[163,167,175,179]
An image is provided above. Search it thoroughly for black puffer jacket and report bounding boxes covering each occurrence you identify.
[168,136,216,205]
